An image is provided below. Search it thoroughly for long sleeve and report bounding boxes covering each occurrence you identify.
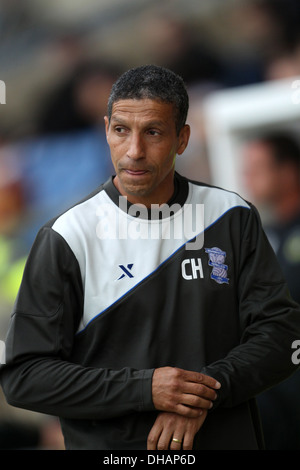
[202,205,300,409]
[0,225,155,419]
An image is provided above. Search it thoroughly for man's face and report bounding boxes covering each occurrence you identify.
[242,141,283,204]
[104,98,190,206]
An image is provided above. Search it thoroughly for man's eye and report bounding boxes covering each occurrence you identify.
[115,126,127,134]
[148,129,160,136]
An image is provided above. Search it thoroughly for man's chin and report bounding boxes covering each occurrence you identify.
[117,174,154,198]
[121,183,152,199]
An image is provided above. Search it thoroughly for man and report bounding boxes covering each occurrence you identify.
[1,65,300,450]
[243,133,300,449]
[243,133,300,305]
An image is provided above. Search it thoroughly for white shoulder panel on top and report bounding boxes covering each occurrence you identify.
[52,183,250,332]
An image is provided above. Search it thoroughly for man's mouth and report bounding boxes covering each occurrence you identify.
[124,169,149,176]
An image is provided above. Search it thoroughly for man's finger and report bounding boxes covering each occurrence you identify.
[169,435,183,450]
[175,404,204,418]
[147,423,162,450]
[180,369,221,389]
[182,432,194,451]
[180,393,214,411]
[156,429,174,450]
[181,382,219,401]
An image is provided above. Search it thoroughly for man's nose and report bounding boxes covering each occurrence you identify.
[127,133,145,160]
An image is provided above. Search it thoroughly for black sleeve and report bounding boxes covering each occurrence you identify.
[202,205,300,408]
[0,226,155,419]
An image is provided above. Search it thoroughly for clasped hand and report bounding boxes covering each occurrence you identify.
[148,367,221,450]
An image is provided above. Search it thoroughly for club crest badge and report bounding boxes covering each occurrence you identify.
[205,247,229,284]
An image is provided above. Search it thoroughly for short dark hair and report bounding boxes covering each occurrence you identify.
[107,65,189,134]
[259,132,300,169]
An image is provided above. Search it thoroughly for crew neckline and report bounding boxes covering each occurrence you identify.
[103,172,189,220]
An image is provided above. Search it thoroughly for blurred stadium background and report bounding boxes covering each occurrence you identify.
[1,0,300,449]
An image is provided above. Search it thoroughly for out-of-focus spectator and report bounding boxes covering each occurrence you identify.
[17,127,113,245]
[243,132,300,303]
[213,0,300,83]
[242,131,300,449]
[140,8,271,91]
[140,14,224,87]
[37,60,122,135]
[0,60,120,246]
[244,0,300,81]
[0,59,120,450]
[0,145,65,450]
[0,147,27,323]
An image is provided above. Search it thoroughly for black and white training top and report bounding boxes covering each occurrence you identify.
[1,172,300,450]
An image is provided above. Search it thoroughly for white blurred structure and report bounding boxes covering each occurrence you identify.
[203,77,300,199]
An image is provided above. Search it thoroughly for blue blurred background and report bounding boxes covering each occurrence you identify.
[1,0,300,450]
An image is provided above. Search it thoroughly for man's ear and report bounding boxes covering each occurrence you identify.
[104,116,110,139]
[177,124,190,155]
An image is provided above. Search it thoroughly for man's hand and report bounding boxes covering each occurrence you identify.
[147,411,208,450]
[152,367,221,418]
